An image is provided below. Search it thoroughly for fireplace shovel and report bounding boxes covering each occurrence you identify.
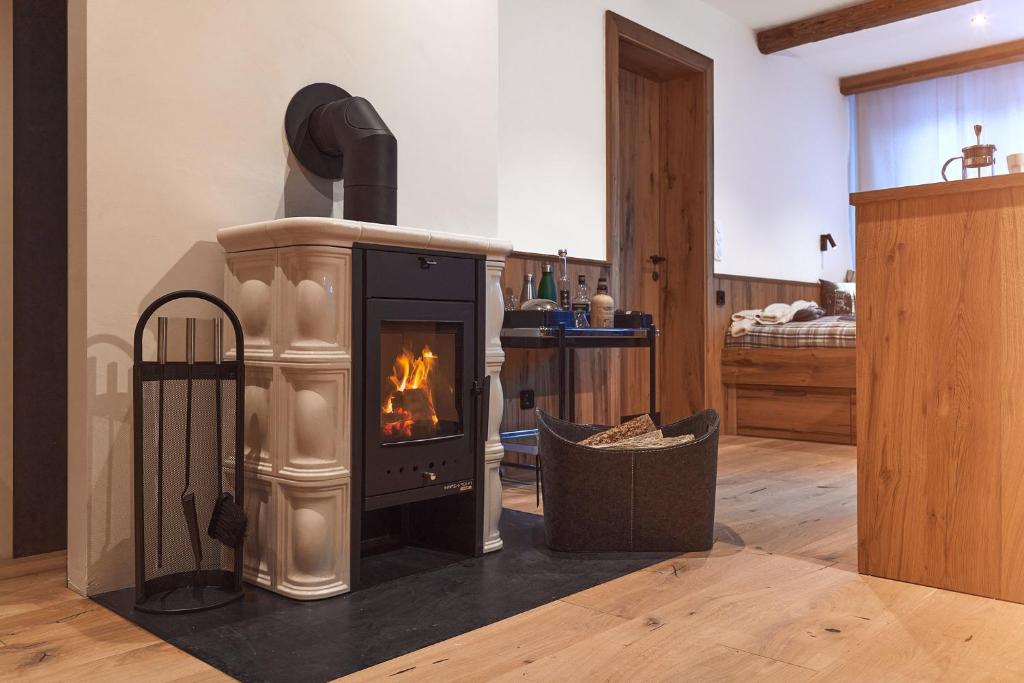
[182,318,204,575]
[207,318,248,549]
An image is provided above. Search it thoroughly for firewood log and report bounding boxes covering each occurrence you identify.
[578,413,657,446]
[401,388,434,424]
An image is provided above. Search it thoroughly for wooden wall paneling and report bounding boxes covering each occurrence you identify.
[499,254,614,466]
[756,0,975,54]
[855,181,1024,600]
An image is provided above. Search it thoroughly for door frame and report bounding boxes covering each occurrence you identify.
[605,11,716,419]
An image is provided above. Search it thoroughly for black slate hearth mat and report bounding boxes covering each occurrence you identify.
[93,510,672,682]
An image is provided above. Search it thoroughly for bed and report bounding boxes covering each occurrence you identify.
[722,317,857,445]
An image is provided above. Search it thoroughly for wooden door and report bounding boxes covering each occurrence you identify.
[607,12,713,424]
[614,68,663,419]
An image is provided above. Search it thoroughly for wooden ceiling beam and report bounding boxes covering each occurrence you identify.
[757,0,978,55]
[840,38,1024,94]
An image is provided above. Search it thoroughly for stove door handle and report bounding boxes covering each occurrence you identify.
[474,376,491,453]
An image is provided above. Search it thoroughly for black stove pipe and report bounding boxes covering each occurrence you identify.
[309,97,396,224]
[285,84,398,225]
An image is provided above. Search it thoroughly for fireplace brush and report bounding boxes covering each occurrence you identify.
[207,317,247,549]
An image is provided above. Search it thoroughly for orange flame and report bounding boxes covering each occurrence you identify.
[381,345,440,438]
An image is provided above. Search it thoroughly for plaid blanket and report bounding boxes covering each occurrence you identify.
[725,316,856,349]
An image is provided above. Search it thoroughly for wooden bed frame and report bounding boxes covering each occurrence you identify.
[711,274,857,445]
[722,347,856,444]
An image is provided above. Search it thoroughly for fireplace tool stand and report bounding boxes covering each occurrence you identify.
[133,290,246,614]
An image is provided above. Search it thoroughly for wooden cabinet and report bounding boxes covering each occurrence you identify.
[853,174,1024,603]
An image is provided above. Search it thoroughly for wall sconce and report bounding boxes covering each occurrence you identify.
[820,233,837,252]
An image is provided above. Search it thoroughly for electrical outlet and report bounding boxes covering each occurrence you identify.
[519,390,535,410]
[716,290,726,307]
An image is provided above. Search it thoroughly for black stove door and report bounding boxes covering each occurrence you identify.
[363,299,477,502]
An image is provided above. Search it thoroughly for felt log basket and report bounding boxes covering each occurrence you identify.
[536,409,719,553]
[132,291,245,614]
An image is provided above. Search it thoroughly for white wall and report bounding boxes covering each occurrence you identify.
[498,0,852,282]
[67,0,499,595]
[68,0,849,593]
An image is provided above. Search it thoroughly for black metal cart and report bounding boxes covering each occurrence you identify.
[498,324,659,497]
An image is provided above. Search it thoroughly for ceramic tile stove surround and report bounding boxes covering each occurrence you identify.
[216,218,511,599]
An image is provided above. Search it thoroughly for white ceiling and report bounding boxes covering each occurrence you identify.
[705,0,864,31]
[704,0,1024,78]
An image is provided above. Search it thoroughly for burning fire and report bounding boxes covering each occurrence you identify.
[381,345,441,438]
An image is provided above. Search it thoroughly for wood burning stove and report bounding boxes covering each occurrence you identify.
[351,244,487,587]
[218,217,510,599]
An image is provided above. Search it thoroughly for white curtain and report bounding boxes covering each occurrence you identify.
[856,61,1024,191]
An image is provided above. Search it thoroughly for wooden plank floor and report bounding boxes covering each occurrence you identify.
[0,552,225,681]
[0,436,1021,681]
[344,438,1024,682]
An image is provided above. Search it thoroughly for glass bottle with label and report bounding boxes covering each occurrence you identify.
[572,274,591,328]
[591,277,615,328]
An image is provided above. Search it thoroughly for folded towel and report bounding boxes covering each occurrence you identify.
[729,317,758,337]
[756,300,816,325]
[731,309,761,322]
[728,300,819,338]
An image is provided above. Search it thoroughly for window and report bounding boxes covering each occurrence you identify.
[854,61,1024,191]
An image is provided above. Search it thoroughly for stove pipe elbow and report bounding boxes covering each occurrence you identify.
[309,97,397,224]
[285,84,398,225]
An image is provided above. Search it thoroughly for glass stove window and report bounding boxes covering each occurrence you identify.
[379,321,462,444]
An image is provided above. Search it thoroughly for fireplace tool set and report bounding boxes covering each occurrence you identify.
[133,291,247,614]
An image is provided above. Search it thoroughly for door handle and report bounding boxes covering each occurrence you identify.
[419,256,438,269]
[649,255,666,282]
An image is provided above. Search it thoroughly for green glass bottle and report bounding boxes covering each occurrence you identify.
[538,263,558,302]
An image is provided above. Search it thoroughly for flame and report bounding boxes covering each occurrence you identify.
[381,345,441,438]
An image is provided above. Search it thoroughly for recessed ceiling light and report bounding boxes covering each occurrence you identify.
[970,12,989,27]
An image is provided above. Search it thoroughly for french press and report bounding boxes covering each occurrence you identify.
[942,124,997,181]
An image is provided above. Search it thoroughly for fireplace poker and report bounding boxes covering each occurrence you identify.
[181,318,204,575]
[156,317,167,568]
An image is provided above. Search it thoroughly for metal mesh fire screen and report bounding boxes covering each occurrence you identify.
[133,291,245,614]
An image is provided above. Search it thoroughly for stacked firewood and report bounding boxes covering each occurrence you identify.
[578,414,694,449]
